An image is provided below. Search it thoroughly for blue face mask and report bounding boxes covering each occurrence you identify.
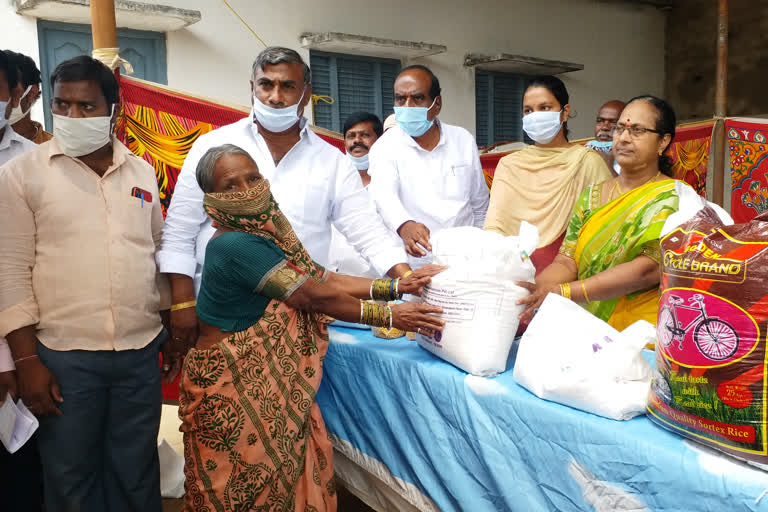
[588,139,613,153]
[0,100,8,130]
[348,152,369,171]
[393,97,437,138]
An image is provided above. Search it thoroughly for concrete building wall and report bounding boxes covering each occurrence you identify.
[3,0,667,139]
[665,0,768,121]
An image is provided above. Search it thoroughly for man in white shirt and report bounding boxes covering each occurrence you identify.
[0,51,34,170]
[0,48,40,512]
[369,65,489,268]
[158,47,410,347]
[0,48,35,403]
[329,111,386,277]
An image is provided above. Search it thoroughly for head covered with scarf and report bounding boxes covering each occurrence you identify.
[196,144,324,279]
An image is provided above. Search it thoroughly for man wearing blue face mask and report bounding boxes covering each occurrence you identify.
[159,47,411,349]
[328,112,384,276]
[585,100,625,175]
[369,65,489,268]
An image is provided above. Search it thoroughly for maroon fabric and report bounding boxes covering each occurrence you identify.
[531,231,566,275]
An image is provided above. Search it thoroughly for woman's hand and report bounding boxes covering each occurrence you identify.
[398,265,447,297]
[516,281,560,324]
[390,303,444,333]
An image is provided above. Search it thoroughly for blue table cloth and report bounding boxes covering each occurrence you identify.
[316,326,768,512]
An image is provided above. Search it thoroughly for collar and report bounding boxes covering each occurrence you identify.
[399,118,445,151]
[48,136,129,170]
[0,127,27,152]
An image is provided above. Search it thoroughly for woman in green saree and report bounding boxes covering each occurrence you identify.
[179,144,445,511]
[519,96,681,331]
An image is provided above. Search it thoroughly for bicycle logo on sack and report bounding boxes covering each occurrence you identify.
[658,294,739,361]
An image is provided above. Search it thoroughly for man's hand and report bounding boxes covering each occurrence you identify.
[170,307,198,353]
[168,274,199,353]
[0,370,17,406]
[16,358,62,416]
[397,221,432,258]
[160,339,184,385]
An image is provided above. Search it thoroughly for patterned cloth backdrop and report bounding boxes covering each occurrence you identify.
[479,121,714,195]
[668,122,712,196]
[727,119,768,223]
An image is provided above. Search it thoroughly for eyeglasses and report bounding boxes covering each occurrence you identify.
[613,123,661,138]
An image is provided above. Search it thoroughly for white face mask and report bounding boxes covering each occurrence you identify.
[522,110,563,144]
[9,86,33,125]
[0,100,9,130]
[348,152,369,171]
[52,106,114,157]
[252,89,305,133]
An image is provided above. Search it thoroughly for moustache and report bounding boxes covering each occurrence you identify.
[350,143,369,152]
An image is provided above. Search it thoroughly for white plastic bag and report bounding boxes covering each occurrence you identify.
[158,438,185,498]
[417,224,538,376]
[513,293,653,420]
[661,181,732,237]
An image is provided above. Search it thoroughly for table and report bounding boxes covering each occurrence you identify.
[316,326,768,512]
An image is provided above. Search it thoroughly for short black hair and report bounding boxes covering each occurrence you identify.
[625,95,678,177]
[0,50,19,92]
[343,112,383,138]
[51,55,119,107]
[398,65,441,101]
[6,51,41,88]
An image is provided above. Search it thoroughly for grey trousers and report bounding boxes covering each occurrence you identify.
[36,331,165,512]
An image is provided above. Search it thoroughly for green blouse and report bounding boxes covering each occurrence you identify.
[196,231,308,332]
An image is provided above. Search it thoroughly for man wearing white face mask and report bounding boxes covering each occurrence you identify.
[0,55,174,512]
[0,50,34,168]
[6,51,52,144]
[329,111,385,276]
[0,48,41,512]
[159,47,411,350]
[368,65,489,269]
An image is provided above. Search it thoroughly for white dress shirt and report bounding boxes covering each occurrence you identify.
[0,127,37,372]
[157,115,408,293]
[328,183,381,278]
[368,120,489,268]
[0,127,36,166]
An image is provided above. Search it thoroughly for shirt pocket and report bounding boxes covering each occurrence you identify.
[440,163,472,200]
[120,192,154,244]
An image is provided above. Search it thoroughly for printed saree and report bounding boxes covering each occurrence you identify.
[560,179,679,331]
[179,180,336,511]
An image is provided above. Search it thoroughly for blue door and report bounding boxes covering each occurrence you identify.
[38,20,167,129]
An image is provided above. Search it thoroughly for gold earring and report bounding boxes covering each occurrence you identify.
[658,150,663,156]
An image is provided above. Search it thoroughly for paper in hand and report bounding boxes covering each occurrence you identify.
[0,398,39,453]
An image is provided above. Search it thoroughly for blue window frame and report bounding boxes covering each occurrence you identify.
[310,51,400,133]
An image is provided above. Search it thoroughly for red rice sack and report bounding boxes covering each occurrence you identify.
[648,208,768,462]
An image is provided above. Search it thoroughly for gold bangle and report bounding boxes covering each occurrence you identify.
[371,278,395,301]
[560,282,571,300]
[170,300,196,312]
[402,270,413,278]
[580,280,591,303]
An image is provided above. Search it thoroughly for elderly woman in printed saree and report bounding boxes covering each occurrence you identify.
[179,144,445,511]
[519,96,682,331]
